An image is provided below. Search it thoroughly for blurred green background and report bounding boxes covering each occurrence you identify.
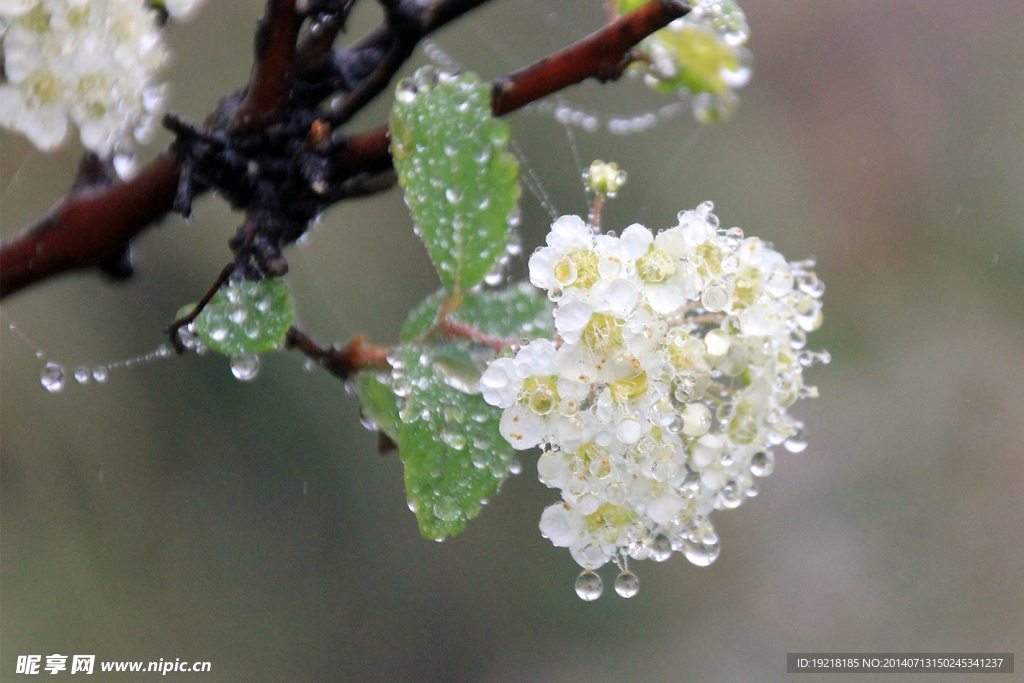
[2,1,1022,681]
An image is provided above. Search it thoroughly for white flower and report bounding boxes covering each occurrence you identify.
[487,202,827,597]
[0,0,171,155]
[498,404,546,450]
[479,357,517,408]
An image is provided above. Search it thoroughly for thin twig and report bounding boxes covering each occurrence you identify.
[295,0,358,74]
[285,326,390,380]
[165,262,236,352]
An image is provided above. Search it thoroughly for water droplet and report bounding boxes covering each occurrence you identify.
[74,366,91,384]
[575,570,603,601]
[41,362,65,392]
[92,365,109,383]
[228,303,248,325]
[650,533,672,561]
[784,428,808,453]
[701,283,728,312]
[614,571,640,598]
[605,481,627,506]
[508,460,522,475]
[441,431,466,450]
[683,527,720,567]
[750,450,774,477]
[230,354,259,381]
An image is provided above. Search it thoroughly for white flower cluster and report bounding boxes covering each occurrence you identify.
[0,0,205,155]
[480,202,827,599]
[635,0,753,123]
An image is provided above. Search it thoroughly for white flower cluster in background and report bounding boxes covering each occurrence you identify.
[624,0,753,123]
[480,202,827,599]
[0,0,205,156]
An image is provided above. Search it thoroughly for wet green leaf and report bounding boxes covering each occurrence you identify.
[396,342,514,540]
[391,70,520,294]
[191,278,295,356]
[354,372,401,442]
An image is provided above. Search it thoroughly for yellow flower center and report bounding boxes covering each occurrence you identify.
[636,249,676,284]
[554,249,600,288]
[581,313,622,352]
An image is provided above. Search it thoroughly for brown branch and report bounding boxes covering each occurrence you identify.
[285,327,390,380]
[0,153,179,299]
[295,0,357,74]
[491,0,688,115]
[232,0,303,133]
[0,0,687,301]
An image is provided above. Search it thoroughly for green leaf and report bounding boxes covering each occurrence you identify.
[400,283,555,344]
[391,69,520,294]
[396,342,515,540]
[192,278,295,356]
[354,372,401,442]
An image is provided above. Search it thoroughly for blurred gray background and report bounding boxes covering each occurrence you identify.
[2,1,1022,681]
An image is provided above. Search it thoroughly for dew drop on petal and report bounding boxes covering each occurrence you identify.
[575,570,603,601]
[701,283,728,312]
[41,362,65,393]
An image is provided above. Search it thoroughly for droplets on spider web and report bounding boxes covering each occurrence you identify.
[423,35,705,241]
[424,38,696,138]
[2,313,176,394]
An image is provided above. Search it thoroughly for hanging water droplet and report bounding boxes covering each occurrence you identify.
[508,460,522,475]
[784,428,808,453]
[750,450,774,476]
[40,362,65,393]
[614,571,640,598]
[230,354,259,381]
[74,366,91,384]
[92,365,109,383]
[683,534,720,567]
[575,570,603,601]
[650,533,672,561]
